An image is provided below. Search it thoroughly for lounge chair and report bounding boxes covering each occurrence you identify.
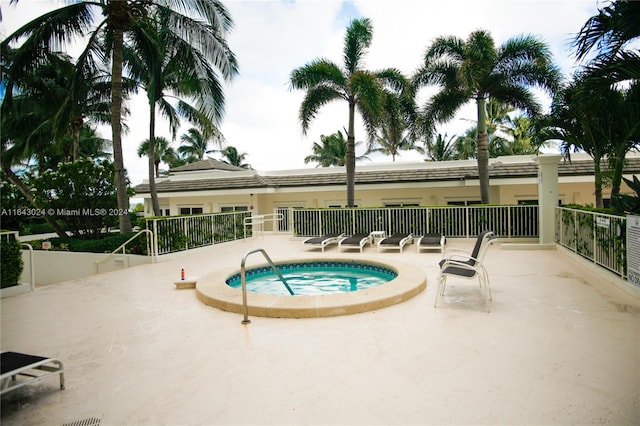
[302,233,344,252]
[416,233,446,253]
[434,231,496,313]
[377,233,413,253]
[338,233,372,252]
[1,351,65,396]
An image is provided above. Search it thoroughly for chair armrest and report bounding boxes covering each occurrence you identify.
[440,256,480,271]
[442,247,471,259]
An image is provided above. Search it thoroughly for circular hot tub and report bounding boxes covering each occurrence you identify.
[196,257,426,318]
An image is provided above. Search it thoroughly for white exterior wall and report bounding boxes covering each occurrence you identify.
[138,154,638,217]
[20,250,152,286]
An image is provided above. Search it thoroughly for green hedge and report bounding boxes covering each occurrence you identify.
[27,232,148,255]
[1,234,24,288]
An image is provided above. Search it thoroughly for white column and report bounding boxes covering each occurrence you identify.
[533,155,561,244]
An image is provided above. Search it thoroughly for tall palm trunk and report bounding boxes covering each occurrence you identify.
[148,104,161,216]
[346,99,356,207]
[71,117,82,161]
[476,96,490,204]
[110,24,133,233]
[1,162,67,238]
[594,160,603,208]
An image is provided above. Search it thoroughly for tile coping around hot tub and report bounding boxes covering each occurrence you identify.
[195,257,427,318]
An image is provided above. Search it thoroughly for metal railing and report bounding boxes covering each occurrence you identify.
[146,211,250,255]
[240,248,294,325]
[94,229,156,274]
[243,213,284,239]
[555,207,627,279]
[290,205,538,239]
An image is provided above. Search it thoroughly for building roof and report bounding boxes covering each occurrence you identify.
[133,155,640,194]
[169,158,247,172]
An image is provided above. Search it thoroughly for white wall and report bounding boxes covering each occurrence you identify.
[20,250,153,286]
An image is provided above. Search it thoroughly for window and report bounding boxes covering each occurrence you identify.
[517,200,538,206]
[221,206,248,212]
[179,207,203,215]
[384,202,420,207]
[447,200,481,206]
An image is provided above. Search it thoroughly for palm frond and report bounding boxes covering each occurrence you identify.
[343,18,373,74]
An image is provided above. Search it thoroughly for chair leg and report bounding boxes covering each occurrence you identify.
[434,275,446,308]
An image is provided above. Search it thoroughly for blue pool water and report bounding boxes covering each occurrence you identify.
[226,261,398,295]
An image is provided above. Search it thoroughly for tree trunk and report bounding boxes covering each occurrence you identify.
[1,162,67,238]
[609,151,626,198]
[110,26,133,233]
[346,100,356,207]
[71,117,82,161]
[476,97,491,204]
[594,158,603,208]
[148,105,161,216]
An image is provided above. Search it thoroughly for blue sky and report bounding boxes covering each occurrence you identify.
[1,0,600,189]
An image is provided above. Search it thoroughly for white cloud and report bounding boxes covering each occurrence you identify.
[1,0,601,189]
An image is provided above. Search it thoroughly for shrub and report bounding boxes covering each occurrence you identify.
[1,233,24,288]
[29,232,148,255]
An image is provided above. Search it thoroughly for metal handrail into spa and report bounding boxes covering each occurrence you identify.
[240,248,294,324]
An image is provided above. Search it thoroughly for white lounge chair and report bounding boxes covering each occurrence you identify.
[338,233,372,252]
[377,233,412,253]
[417,233,446,253]
[434,230,496,313]
[1,351,65,396]
[302,233,344,252]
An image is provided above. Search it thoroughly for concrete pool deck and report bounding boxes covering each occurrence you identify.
[1,234,639,425]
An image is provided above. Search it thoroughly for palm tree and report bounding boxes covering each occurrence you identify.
[414,30,560,203]
[178,127,224,163]
[304,130,368,167]
[219,146,250,169]
[137,137,178,178]
[290,18,406,206]
[574,0,640,85]
[542,70,639,208]
[425,133,457,161]
[2,0,237,233]
[369,88,419,161]
[574,0,640,61]
[500,115,544,156]
[127,12,237,216]
[543,74,609,207]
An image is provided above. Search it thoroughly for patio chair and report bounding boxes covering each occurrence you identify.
[434,231,496,313]
[377,233,413,253]
[1,351,65,396]
[338,233,372,253]
[302,233,344,252]
[416,233,446,254]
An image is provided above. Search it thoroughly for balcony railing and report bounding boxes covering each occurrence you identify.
[289,205,539,239]
[555,207,627,279]
[146,211,251,255]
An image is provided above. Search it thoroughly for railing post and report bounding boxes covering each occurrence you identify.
[183,217,188,250]
[573,211,578,253]
[465,206,470,239]
[152,219,159,256]
[21,243,35,291]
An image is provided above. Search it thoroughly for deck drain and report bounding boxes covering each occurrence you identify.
[61,417,101,426]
